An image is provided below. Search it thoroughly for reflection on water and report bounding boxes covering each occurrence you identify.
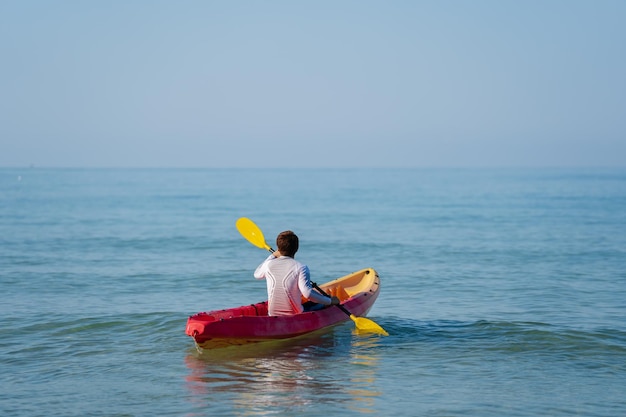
[184,327,384,416]
[347,334,382,414]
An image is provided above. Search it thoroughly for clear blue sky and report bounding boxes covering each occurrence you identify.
[1,1,624,168]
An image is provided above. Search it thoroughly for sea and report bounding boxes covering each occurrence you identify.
[1,167,625,417]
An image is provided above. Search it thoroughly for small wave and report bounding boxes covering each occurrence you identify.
[373,317,626,368]
[3,312,184,358]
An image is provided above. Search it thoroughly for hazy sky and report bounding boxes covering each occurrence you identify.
[1,1,624,168]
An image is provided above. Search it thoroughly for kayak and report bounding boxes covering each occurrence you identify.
[185,268,381,349]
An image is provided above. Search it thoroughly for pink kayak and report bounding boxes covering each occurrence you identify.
[185,268,381,349]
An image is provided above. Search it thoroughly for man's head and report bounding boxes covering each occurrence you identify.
[276,230,299,258]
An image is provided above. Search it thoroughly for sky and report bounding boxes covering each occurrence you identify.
[1,1,625,168]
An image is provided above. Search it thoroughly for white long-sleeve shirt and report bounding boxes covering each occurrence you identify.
[254,255,332,316]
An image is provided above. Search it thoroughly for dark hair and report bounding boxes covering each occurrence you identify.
[276,230,299,257]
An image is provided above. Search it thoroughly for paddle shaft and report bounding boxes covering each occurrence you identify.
[312,282,353,317]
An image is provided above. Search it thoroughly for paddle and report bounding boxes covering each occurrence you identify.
[236,217,389,336]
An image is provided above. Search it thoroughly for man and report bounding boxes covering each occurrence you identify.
[254,230,340,316]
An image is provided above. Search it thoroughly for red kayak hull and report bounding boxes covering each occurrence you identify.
[185,268,381,349]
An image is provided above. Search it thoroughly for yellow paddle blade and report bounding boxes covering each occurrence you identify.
[349,314,389,336]
[236,217,272,251]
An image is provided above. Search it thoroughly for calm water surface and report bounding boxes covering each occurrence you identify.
[1,168,625,416]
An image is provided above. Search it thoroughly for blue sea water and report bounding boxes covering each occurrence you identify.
[1,167,625,416]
